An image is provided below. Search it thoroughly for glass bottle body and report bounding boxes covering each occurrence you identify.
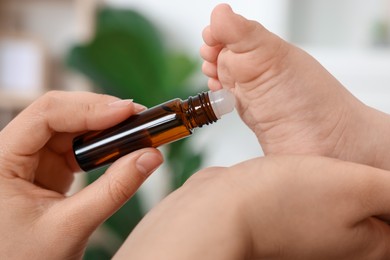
[74,99,194,171]
[73,91,223,172]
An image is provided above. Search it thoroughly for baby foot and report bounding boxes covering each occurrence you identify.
[201,4,375,164]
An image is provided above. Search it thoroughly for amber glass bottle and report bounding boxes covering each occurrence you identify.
[73,89,235,172]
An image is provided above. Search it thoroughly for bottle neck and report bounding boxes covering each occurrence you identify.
[182,92,218,129]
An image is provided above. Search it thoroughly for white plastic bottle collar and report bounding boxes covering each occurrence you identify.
[208,89,236,119]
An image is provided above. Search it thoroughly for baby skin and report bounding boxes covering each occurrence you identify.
[201,4,390,170]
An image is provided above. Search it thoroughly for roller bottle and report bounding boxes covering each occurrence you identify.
[73,89,235,172]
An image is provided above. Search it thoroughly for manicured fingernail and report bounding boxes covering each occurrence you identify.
[108,99,134,107]
[136,152,163,176]
[133,103,147,113]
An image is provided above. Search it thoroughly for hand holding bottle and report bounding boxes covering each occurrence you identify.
[0,91,163,259]
[73,89,235,172]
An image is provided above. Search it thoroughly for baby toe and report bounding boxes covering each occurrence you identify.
[200,44,222,63]
[210,4,267,53]
[208,78,223,91]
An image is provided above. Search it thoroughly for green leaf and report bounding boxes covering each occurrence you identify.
[84,246,112,260]
[163,52,200,96]
[67,8,169,106]
[167,139,204,189]
[104,192,144,240]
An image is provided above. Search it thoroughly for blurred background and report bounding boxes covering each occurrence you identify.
[1,0,390,258]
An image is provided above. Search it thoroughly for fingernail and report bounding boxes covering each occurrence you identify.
[136,152,163,176]
[133,103,147,113]
[108,99,134,107]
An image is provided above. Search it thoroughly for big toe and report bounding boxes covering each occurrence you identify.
[210,4,266,53]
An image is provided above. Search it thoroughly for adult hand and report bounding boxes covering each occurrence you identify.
[114,155,390,259]
[0,91,163,259]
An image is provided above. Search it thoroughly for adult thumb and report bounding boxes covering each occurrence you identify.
[59,148,163,236]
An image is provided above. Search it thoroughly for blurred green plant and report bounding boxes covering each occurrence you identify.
[67,7,205,259]
[372,19,390,47]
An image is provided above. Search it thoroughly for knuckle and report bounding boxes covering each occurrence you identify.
[80,102,95,114]
[41,90,63,102]
[79,103,96,129]
[32,91,62,113]
[107,177,135,204]
[358,219,390,260]
[355,176,378,213]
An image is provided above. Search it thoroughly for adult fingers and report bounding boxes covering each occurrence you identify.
[292,158,390,258]
[226,156,390,258]
[0,91,138,156]
[343,163,390,222]
[351,217,390,259]
[58,148,163,237]
[241,156,390,224]
[33,147,75,194]
[297,157,390,223]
